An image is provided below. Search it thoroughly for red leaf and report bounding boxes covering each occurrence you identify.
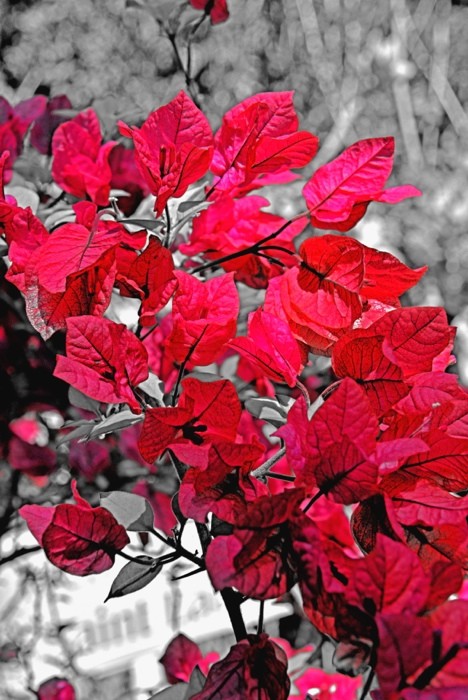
[211,501,310,600]
[332,332,409,415]
[166,272,238,366]
[138,377,241,463]
[428,601,468,688]
[69,440,111,481]
[393,372,467,415]
[54,316,148,413]
[8,437,57,477]
[401,430,468,492]
[346,535,430,616]
[291,378,379,501]
[230,308,304,387]
[116,237,177,325]
[211,92,318,198]
[361,245,427,303]
[383,473,468,528]
[190,634,290,700]
[20,481,129,575]
[52,109,116,205]
[374,307,454,378]
[29,202,122,294]
[119,91,213,216]
[24,247,116,340]
[375,613,433,694]
[302,137,421,231]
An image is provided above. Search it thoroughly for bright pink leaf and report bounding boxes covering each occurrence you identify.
[230,308,305,387]
[211,91,318,198]
[119,91,213,216]
[302,137,421,231]
[165,271,238,366]
[52,109,116,205]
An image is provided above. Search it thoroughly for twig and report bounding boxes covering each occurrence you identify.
[171,325,208,406]
[251,446,287,480]
[0,546,41,568]
[191,214,308,274]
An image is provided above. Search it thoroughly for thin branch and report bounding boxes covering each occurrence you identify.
[0,546,41,568]
[191,213,308,274]
[251,446,287,479]
[303,489,324,513]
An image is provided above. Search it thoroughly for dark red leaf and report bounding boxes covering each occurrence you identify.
[20,481,129,575]
[53,316,148,413]
[428,601,468,688]
[375,613,433,695]
[37,677,76,700]
[190,634,290,700]
[346,535,430,616]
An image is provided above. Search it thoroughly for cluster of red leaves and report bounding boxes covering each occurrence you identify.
[5,80,467,700]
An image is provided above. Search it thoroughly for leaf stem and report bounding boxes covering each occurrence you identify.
[150,526,204,568]
[296,379,311,408]
[139,323,158,342]
[359,667,375,700]
[302,489,324,513]
[412,643,466,689]
[171,325,208,406]
[164,204,172,247]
